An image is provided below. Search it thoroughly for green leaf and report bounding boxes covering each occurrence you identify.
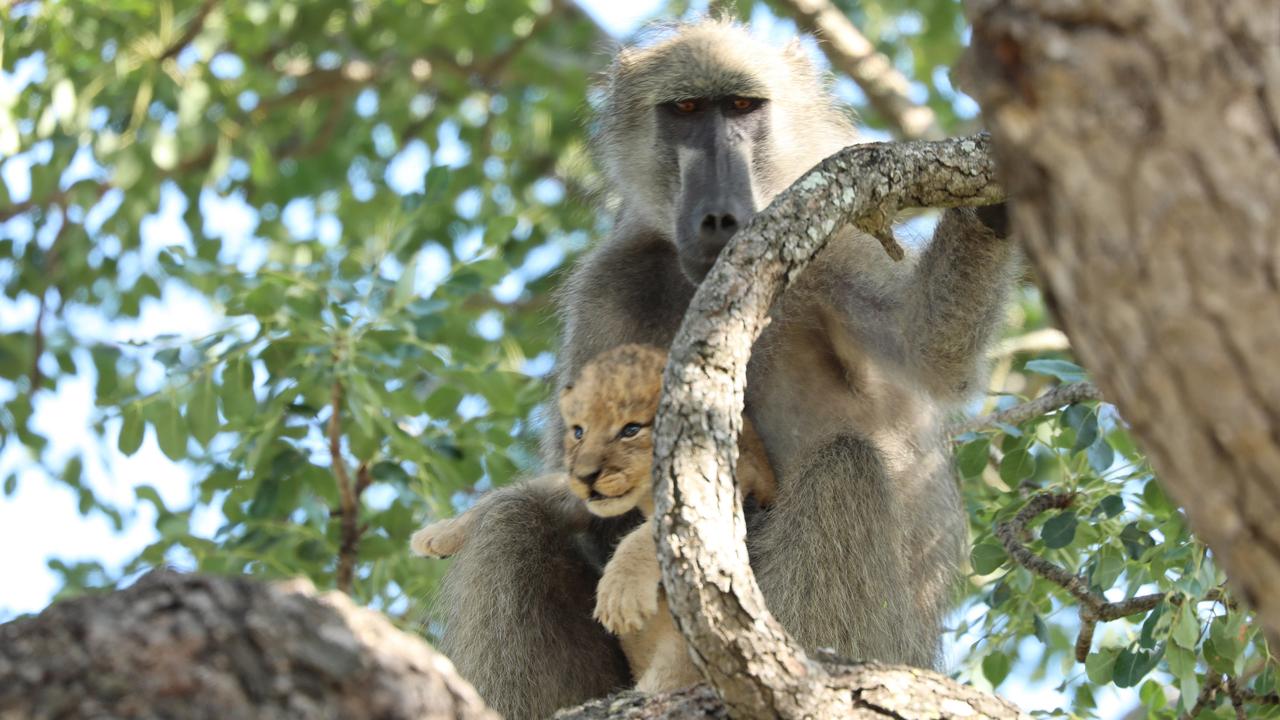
[1113,647,1156,688]
[1172,602,1200,649]
[971,541,1007,575]
[1085,647,1118,684]
[1139,605,1165,649]
[982,652,1011,687]
[1023,359,1088,382]
[956,437,990,478]
[1090,545,1125,590]
[221,358,257,421]
[484,215,519,246]
[1098,494,1124,519]
[2,473,15,496]
[1120,523,1156,560]
[1142,479,1173,513]
[1087,437,1115,473]
[1041,511,1077,549]
[188,377,220,446]
[1072,409,1099,452]
[153,397,188,461]
[998,448,1035,486]
[118,404,146,456]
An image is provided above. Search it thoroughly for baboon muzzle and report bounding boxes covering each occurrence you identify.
[676,116,757,266]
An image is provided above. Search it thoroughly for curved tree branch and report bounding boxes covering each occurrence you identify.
[649,134,1016,718]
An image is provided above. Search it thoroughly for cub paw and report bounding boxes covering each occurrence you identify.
[593,572,658,635]
[410,518,465,558]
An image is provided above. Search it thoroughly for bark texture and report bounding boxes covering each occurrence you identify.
[555,664,1017,720]
[0,571,496,720]
[964,0,1280,639]
[649,134,1020,719]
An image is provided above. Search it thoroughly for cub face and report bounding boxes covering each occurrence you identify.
[560,344,666,517]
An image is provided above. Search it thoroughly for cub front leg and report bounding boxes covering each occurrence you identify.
[594,517,661,635]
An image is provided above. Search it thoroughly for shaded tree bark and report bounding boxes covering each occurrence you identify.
[964,0,1280,641]
[0,571,497,720]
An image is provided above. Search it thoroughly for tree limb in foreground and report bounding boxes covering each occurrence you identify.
[0,571,497,720]
[650,134,1022,719]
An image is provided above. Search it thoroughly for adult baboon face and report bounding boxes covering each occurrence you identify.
[659,95,769,279]
[595,22,856,283]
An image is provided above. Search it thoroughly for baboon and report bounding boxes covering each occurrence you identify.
[435,20,1016,718]
[412,344,775,693]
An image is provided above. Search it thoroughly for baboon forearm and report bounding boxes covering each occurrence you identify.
[902,206,1017,399]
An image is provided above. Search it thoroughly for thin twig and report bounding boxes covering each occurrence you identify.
[1180,675,1222,720]
[963,381,1101,433]
[328,380,364,594]
[995,492,1164,662]
[158,0,217,61]
[771,0,942,139]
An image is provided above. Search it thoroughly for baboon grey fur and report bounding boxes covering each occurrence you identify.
[434,19,1017,719]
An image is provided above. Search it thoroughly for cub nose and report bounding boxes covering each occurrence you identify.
[699,212,739,246]
[578,469,601,487]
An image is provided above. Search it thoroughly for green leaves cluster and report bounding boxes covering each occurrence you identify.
[2,0,603,619]
[956,336,1276,718]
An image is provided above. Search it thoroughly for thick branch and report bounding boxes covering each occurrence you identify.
[0,572,497,719]
[772,0,943,140]
[650,134,1015,718]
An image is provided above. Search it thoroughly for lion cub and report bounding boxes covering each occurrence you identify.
[411,344,776,692]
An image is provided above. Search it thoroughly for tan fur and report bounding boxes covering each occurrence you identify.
[436,20,1017,719]
[414,344,774,693]
[560,345,775,692]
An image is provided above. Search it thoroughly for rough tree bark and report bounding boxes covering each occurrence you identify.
[648,134,1021,719]
[0,571,496,720]
[964,0,1280,641]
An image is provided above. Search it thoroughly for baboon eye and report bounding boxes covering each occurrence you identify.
[618,423,644,439]
[668,99,702,114]
[728,97,763,114]
[572,425,584,440]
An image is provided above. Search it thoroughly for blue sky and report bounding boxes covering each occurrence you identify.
[0,1,1135,715]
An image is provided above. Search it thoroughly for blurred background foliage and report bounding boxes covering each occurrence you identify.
[0,0,1272,717]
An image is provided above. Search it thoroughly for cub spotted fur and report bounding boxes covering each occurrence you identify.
[411,344,776,692]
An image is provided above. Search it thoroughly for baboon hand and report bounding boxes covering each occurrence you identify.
[593,567,659,635]
[410,517,466,558]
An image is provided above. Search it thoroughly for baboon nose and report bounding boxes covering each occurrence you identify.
[579,469,601,487]
[700,212,739,245]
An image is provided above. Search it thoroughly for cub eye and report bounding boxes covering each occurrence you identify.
[618,423,644,439]
[572,425,584,440]
[728,97,763,114]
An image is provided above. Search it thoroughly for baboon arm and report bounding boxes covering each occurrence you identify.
[898,206,1017,400]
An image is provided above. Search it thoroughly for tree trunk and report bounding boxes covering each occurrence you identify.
[0,571,497,720]
[963,0,1280,639]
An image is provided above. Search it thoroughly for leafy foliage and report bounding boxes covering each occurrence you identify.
[1,0,1274,717]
